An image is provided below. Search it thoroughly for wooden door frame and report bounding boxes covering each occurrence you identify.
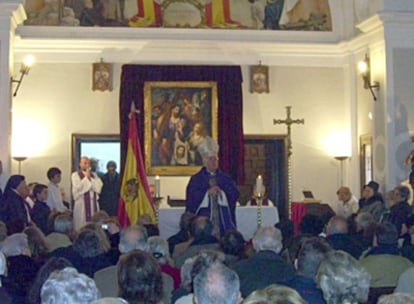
[244,134,289,219]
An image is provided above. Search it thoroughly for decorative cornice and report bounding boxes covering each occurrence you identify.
[0,1,26,31]
[12,11,414,66]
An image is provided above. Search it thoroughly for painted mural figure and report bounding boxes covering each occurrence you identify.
[263,0,284,30]
[128,0,162,27]
[205,0,244,28]
[25,0,332,31]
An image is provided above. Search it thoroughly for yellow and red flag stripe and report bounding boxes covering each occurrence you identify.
[118,111,155,227]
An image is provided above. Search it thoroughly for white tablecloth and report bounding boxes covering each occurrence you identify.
[158,206,279,240]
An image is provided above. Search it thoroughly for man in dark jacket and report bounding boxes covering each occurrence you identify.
[232,226,295,297]
[283,237,331,304]
[326,215,365,259]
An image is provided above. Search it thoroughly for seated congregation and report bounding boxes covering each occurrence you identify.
[1,171,414,303]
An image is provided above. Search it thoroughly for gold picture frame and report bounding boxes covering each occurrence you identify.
[144,81,218,176]
[250,65,269,94]
[92,61,112,92]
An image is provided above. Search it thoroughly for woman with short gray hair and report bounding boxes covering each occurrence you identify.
[317,250,371,304]
[41,267,99,304]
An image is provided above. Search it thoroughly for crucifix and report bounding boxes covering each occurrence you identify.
[273,106,304,157]
[273,106,304,218]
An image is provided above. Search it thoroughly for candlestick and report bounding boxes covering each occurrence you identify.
[256,175,263,197]
[155,175,161,198]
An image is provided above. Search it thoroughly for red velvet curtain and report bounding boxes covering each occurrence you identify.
[119,65,244,184]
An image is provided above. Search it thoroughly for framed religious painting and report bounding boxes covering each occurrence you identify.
[144,81,218,176]
[92,61,112,92]
[250,65,269,94]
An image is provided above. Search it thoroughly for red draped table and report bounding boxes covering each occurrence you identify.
[291,202,335,235]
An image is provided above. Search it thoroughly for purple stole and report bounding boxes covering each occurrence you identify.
[250,197,270,206]
[78,171,98,222]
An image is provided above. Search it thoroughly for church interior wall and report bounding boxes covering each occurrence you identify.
[391,48,414,182]
[12,62,349,207]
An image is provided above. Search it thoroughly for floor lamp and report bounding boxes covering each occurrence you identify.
[13,157,27,174]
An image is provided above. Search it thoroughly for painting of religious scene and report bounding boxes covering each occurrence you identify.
[24,0,332,31]
[144,81,218,176]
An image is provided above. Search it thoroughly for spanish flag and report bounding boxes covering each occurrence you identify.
[118,108,155,227]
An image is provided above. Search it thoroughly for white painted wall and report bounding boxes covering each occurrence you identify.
[11,62,348,208]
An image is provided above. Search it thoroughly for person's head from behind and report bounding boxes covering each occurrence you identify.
[191,216,214,240]
[26,257,72,304]
[336,186,352,202]
[119,225,149,254]
[117,250,162,304]
[47,167,62,184]
[137,213,152,225]
[190,250,226,285]
[24,226,49,257]
[92,210,110,224]
[355,212,375,231]
[73,229,105,258]
[317,250,370,304]
[40,267,99,304]
[243,284,306,304]
[296,237,331,278]
[53,213,74,235]
[326,216,348,236]
[220,230,245,257]
[33,184,48,202]
[299,214,324,236]
[193,263,241,304]
[374,222,399,247]
[252,226,283,254]
[106,161,117,174]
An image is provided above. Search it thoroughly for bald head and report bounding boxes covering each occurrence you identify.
[326,216,348,235]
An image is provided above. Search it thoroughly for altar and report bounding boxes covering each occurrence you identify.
[158,206,279,240]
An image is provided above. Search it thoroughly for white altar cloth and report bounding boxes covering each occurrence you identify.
[158,206,279,240]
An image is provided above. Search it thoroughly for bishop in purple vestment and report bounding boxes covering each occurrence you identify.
[185,137,239,237]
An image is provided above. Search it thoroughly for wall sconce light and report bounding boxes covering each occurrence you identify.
[11,55,34,97]
[358,54,379,101]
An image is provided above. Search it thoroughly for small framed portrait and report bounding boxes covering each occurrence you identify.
[250,65,269,94]
[92,61,112,92]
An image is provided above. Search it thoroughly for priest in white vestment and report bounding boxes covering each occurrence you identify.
[71,157,103,230]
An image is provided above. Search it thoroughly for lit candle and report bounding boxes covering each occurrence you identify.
[256,175,263,197]
[155,175,161,198]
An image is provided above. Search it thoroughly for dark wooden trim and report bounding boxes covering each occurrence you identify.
[244,134,289,219]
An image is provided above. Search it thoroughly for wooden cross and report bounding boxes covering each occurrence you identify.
[273,106,304,157]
